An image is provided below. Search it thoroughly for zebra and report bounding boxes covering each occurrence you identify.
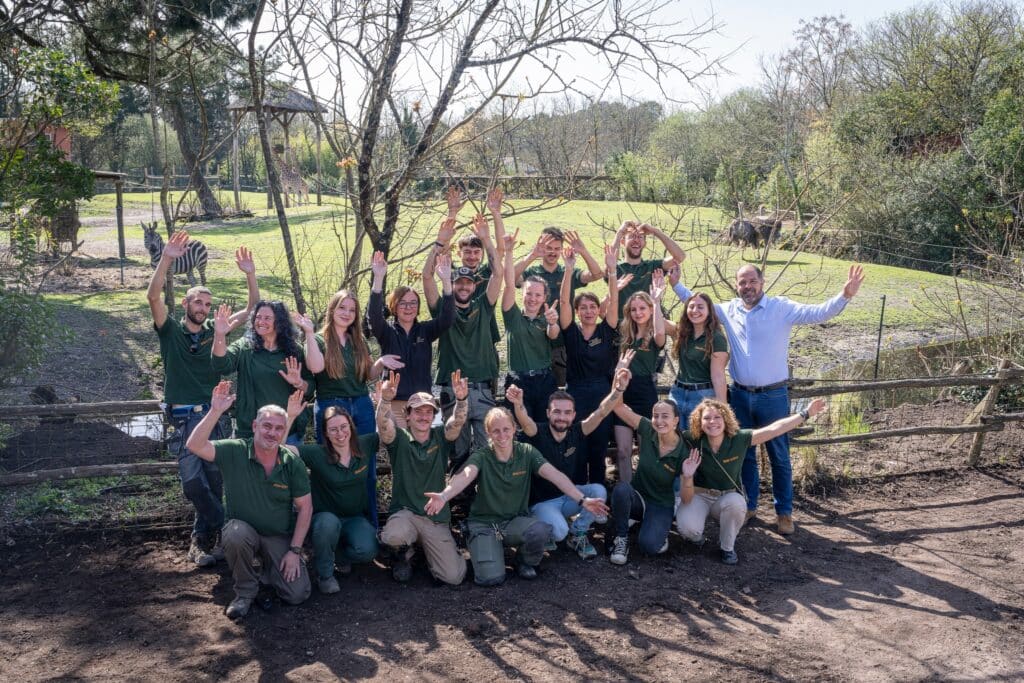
[141,222,208,286]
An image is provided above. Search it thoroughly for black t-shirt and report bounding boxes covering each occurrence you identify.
[562,320,618,386]
[526,422,587,504]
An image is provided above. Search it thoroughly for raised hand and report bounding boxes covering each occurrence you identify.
[650,268,665,301]
[371,250,388,280]
[451,369,469,400]
[291,311,315,336]
[616,273,634,292]
[562,246,576,270]
[530,234,554,259]
[286,388,308,421]
[423,491,448,516]
[504,383,524,406]
[486,186,504,214]
[638,222,654,235]
[235,245,256,274]
[380,370,400,401]
[603,243,618,272]
[210,380,236,412]
[470,213,490,242]
[565,230,586,252]
[446,185,464,216]
[164,231,189,259]
[437,217,457,245]
[379,354,405,371]
[807,398,828,418]
[435,252,452,281]
[278,356,304,389]
[616,220,636,237]
[681,448,702,479]
[503,228,520,254]
[615,349,636,373]
[613,367,632,392]
[667,264,680,287]
[843,264,865,299]
[214,303,233,336]
[543,301,559,326]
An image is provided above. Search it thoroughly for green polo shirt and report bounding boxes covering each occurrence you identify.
[467,442,547,524]
[387,426,455,523]
[298,433,378,518]
[633,417,686,508]
[615,259,664,315]
[627,335,664,377]
[522,264,586,307]
[502,303,552,373]
[211,339,311,439]
[214,439,311,537]
[436,296,499,383]
[155,317,220,405]
[677,329,728,384]
[313,333,369,400]
[686,428,751,492]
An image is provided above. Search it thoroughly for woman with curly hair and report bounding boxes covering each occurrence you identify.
[676,397,825,564]
[211,299,323,442]
[668,292,729,423]
[613,272,666,484]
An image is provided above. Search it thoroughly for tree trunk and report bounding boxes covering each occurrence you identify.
[168,98,223,217]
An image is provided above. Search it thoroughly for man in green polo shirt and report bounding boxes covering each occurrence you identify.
[376,370,469,584]
[610,220,686,316]
[427,213,505,471]
[187,381,313,619]
[147,230,258,567]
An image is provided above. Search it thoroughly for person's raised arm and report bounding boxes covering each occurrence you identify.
[293,312,323,374]
[581,379,625,436]
[423,464,480,516]
[146,230,189,329]
[185,380,235,461]
[281,494,312,582]
[284,388,309,439]
[679,448,701,505]
[444,370,470,441]
[611,219,634,254]
[444,185,464,229]
[505,384,536,437]
[610,364,643,429]
[502,228,518,312]
[423,220,454,310]
[785,264,865,325]
[751,398,827,446]
[641,223,686,271]
[604,243,620,329]
[368,251,389,341]
[374,371,400,445]
[558,247,574,330]
[235,246,259,315]
[650,269,667,347]
[567,230,604,283]
[514,234,548,285]
[486,186,506,256]
[480,215,503,306]
[544,301,560,340]
[211,303,233,359]
[537,463,610,516]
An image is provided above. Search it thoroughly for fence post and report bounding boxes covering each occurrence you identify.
[967,358,1011,466]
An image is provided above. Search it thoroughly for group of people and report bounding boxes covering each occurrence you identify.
[149,187,866,619]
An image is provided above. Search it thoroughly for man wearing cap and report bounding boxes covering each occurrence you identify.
[376,370,469,584]
[671,263,866,535]
[146,230,259,567]
[426,212,505,471]
[186,381,313,619]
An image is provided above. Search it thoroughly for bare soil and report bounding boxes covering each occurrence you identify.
[1,466,1022,682]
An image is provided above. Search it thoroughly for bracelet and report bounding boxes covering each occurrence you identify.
[434,241,445,248]
[798,408,810,420]
[289,546,302,555]
[577,495,586,506]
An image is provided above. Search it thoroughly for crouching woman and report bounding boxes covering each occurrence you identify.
[676,397,826,564]
[425,407,609,586]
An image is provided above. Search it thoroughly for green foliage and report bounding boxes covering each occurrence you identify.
[1,137,96,218]
[0,285,71,387]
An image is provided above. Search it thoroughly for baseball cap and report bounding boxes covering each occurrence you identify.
[406,392,440,413]
[453,266,476,282]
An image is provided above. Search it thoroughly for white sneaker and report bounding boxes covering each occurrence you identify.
[610,536,629,565]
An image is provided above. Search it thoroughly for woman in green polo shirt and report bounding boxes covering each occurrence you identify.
[676,397,826,564]
[667,291,728,422]
[608,362,688,565]
[424,407,609,586]
[286,394,380,594]
[613,272,667,484]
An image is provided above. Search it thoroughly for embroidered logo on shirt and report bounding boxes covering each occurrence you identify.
[354,465,367,475]
[513,470,527,476]
[427,445,439,454]
[588,337,603,347]
[272,482,289,490]
[565,447,576,457]
[639,339,650,352]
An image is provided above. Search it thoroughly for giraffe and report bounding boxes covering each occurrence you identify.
[271,144,309,207]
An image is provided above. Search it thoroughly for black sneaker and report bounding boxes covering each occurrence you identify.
[516,562,538,580]
[392,558,413,583]
[720,549,738,565]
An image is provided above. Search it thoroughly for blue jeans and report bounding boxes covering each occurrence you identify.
[729,385,792,515]
[669,385,716,428]
[311,511,379,578]
[315,395,378,527]
[529,482,607,542]
[610,482,674,555]
[166,408,230,538]
[567,378,614,485]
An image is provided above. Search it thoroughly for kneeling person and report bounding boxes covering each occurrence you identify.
[186,381,312,619]
[425,407,609,586]
[508,386,620,558]
[377,371,469,585]
[285,393,379,594]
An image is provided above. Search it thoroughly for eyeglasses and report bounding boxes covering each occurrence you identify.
[397,301,419,308]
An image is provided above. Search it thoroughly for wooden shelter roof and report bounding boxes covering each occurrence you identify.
[228,85,326,114]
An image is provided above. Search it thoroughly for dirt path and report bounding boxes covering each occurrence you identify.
[2,466,1021,681]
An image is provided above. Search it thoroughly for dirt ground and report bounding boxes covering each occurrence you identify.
[1,465,1022,682]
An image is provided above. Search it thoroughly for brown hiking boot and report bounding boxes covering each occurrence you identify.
[776,514,795,535]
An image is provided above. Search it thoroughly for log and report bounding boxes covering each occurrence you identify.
[791,421,1002,447]
[789,370,1024,398]
[0,400,164,419]
[968,359,1012,466]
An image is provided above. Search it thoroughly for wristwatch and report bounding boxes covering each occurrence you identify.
[289,545,302,555]
[577,495,586,506]
[798,408,810,420]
